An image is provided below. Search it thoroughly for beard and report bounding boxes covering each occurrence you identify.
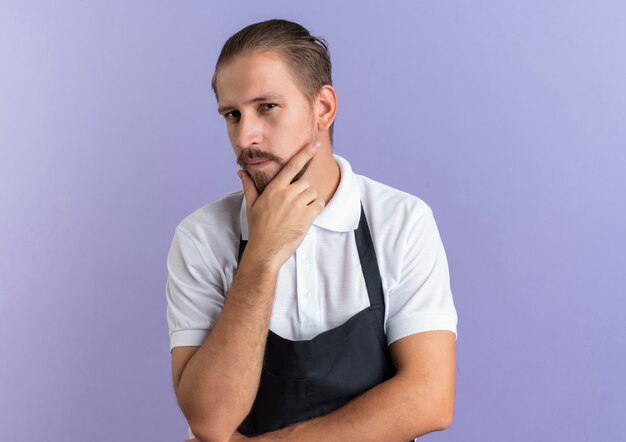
[236,135,316,194]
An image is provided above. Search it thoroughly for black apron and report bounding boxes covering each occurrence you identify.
[236,205,398,437]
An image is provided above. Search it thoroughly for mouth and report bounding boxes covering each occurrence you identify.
[245,159,272,171]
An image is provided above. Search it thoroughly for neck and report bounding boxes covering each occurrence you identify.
[304,140,340,204]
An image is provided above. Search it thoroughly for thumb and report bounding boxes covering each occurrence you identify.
[238,170,258,209]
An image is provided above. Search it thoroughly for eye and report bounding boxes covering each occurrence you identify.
[223,110,240,122]
[260,103,277,112]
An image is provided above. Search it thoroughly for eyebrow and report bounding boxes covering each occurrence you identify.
[217,95,283,115]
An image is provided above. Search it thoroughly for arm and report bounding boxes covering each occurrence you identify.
[173,254,279,441]
[172,143,324,442]
[252,330,456,442]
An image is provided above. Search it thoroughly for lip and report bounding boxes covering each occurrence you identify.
[246,159,272,171]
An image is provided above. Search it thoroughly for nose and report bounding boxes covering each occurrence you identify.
[234,114,263,149]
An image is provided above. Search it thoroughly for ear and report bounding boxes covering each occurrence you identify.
[315,85,338,132]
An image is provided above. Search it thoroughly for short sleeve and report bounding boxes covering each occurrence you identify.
[166,227,225,352]
[385,206,458,345]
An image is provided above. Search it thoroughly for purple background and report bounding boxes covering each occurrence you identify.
[1,1,625,441]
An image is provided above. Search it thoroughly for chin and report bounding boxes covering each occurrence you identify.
[250,170,275,194]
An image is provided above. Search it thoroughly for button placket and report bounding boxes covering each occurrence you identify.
[296,230,317,328]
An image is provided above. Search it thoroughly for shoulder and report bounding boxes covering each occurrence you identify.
[176,190,242,232]
[353,173,443,276]
[355,173,433,230]
[173,190,243,252]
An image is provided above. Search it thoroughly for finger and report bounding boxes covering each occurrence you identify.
[286,178,312,195]
[305,197,326,217]
[238,170,258,209]
[297,187,318,206]
[273,140,320,187]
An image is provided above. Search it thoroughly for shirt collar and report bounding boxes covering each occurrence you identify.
[239,154,361,240]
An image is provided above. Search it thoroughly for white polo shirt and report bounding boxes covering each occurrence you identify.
[166,154,457,352]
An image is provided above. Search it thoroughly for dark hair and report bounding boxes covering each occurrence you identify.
[211,19,334,142]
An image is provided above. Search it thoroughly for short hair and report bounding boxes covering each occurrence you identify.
[211,19,335,142]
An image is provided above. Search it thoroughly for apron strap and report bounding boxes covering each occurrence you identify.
[238,237,247,264]
[354,204,385,308]
[237,203,385,309]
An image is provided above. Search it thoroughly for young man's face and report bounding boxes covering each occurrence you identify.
[215,51,318,193]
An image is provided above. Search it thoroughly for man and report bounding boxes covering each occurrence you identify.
[166,19,458,442]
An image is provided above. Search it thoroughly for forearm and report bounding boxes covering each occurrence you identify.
[253,373,453,442]
[175,144,324,441]
[177,250,279,441]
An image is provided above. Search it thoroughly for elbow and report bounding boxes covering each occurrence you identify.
[187,422,232,442]
[180,403,236,442]
[430,397,454,431]
[432,409,454,431]
[406,393,455,436]
[177,389,242,441]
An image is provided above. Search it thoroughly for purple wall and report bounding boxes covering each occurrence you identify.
[1,1,625,440]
